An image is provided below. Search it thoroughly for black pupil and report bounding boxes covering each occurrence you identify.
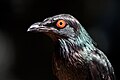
[60,22,63,25]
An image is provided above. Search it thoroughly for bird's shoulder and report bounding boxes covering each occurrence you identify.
[87,49,116,80]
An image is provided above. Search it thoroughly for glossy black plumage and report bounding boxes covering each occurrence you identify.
[28,14,116,80]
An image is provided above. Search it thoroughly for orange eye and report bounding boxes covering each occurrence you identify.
[56,20,66,28]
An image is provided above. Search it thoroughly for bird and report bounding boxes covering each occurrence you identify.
[27,14,116,80]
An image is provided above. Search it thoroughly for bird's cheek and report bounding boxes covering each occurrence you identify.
[52,29,58,33]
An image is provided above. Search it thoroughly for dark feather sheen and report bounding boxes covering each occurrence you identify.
[51,14,115,80]
[28,14,116,80]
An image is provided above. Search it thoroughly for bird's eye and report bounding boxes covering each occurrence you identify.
[56,20,66,29]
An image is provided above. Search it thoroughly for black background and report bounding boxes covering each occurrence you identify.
[0,0,120,80]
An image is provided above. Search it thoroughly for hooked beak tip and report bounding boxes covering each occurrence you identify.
[27,27,36,32]
[27,28,31,32]
[27,23,41,32]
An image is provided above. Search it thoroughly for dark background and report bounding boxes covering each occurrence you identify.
[0,0,120,80]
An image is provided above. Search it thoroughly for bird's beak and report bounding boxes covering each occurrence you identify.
[27,22,47,32]
[27,22,57,33]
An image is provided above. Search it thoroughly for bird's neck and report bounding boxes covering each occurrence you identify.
[58,38,80,58]
[54,36,96,62]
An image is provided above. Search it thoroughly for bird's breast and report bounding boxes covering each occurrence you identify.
[52,53,89,80]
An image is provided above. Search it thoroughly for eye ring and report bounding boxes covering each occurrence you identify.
[56,20,66,29]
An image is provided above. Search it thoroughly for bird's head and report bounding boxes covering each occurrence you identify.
[27,14,96,59]
[27,14,81,40]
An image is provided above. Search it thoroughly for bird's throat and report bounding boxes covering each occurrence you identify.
[53,38,82,61]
